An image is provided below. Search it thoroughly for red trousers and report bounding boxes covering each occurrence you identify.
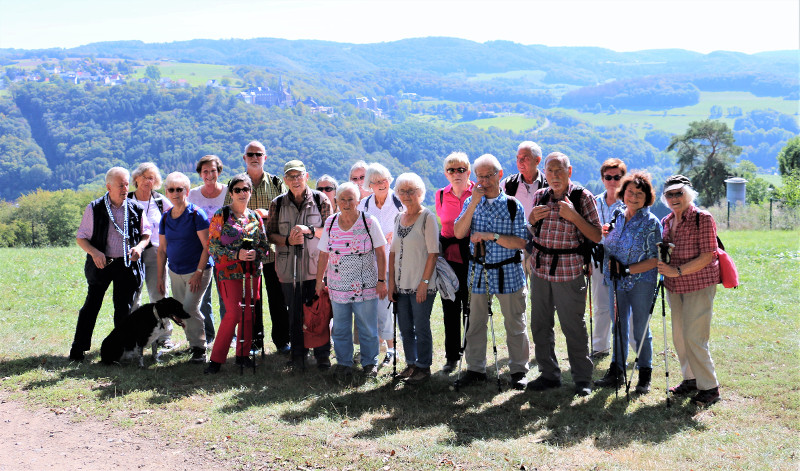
[210,275,261,364]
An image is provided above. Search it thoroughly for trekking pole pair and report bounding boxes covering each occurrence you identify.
[239,238,257,375]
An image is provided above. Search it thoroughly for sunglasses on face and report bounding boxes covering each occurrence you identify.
[351,175,365,182]
[604,175,622,181]
[665,190,684,199]
[446,167,468,174]
[232,187,251,194]
[166,187,185,193]
[246,152,264,158]
[317,186,335,192]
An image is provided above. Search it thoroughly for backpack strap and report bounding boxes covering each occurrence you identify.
[438,188,444,207]
[506,197,517,223]
[361,211,374,251]
[391,193,403,211]
[363,194,372,211]
[152,190,164,213]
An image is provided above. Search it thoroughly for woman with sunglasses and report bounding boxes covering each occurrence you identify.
[316,174,338,212]
[590,158,632,359]
[188,155,228,344]
[205,173,270,374]
[349,160,371,201]
[657,175,722,407]
[156,172,213,364]
[434,152,474,373]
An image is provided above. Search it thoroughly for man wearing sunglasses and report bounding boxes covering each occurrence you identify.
[589,158,631,359]
[500,141,548,221]
[224,141,288,355]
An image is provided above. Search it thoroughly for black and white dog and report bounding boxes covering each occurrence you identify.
[100,297,190,367]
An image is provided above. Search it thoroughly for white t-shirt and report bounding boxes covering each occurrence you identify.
[131,192,172,247]
[188,185,228,224]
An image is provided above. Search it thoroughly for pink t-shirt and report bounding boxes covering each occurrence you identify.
[318,212,387,304]
[435,181,474,263]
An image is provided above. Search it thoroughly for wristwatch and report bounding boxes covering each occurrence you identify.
[422,279,430,285]
[493,233,500,241]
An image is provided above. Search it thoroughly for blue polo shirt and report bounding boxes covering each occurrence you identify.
[159,203,211,275]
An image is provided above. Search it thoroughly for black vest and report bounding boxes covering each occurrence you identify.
[89,195,145,255]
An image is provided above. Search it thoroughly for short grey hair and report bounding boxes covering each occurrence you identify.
[106,167,130,185]
[336,181,360,200]
[349,160,368,179]
[394,172,426,201]
[660,185,699,207]
[164,172,191,192]
[473,154,502,173]
[317,174,337,187]
[517,141,542,159]
[364,162,393,188]
[244,140,266,153]
[443,152,470,172]
[544,152,571,170]
[131,162,163,190]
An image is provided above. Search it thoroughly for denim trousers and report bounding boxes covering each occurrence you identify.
[608,280,656,370]
[396,292,435,369]
[199,267,226,340]
[331,298,379,367]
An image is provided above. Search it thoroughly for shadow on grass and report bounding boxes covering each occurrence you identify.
[1,352,705,448]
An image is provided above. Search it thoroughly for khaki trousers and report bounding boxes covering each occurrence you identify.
[668,284,719,390]
[465,287,530,375]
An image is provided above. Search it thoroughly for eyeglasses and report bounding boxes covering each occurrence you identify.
[475,170,499,181]
[446,167,468,174]
[350,175,365,182]
[285,172,305,181]
[246,152,264,158]
[317,186,335,192]
[166,187,185,193]
[232,187,251,194]
[604,175,623,181]
[665,190,684,199]
[397,188,418,196]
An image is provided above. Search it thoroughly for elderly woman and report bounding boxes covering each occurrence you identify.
[129,162,174,348]
[156,172,213,364]
[349,160,372,200]
[594,171,662,394]
[188,155,228,343]
[316,174,338,213]
[205,173,270,374]
[657,175,721,406]
[434,152,474,373]
[316,182,388,380]
[358,162,403,366]
[389,173,440,384]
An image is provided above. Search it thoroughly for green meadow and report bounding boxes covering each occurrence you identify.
[129,62,239,87]
[0,230,797,469]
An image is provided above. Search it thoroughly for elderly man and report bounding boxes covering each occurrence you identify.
[527,152,602,396]
[266,160,333,370]
[224,141,288,354]
[453,154,531,390]
[69,167,151,361]
[500,141,548,220]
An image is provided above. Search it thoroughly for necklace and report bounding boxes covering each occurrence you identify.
[104,194,131,267]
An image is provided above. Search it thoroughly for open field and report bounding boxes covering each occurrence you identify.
[464,115,543,133]
[1,230,798,469]
[127,62,240,87]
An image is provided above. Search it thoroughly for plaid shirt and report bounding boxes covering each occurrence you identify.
[455,192,527,294]
[225,172,286,263]
[529,183,601,282]
[661,205,720,294]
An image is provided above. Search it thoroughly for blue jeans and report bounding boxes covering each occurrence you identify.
[609,281,656,370]
[396,292,435,369]
[331,298,378,368]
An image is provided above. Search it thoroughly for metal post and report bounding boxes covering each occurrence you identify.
[769,198,773,230]
[727,201,730,229]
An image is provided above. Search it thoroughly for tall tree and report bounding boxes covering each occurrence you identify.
[667,120,741,206]
[777,136,800,175]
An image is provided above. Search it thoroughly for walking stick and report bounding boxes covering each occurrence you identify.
[291,244,306,372]
[609,257,627,399]
[657,242,674,408]
[625,279,661,397]
[477,241,502,393]
[392,299,398,377]
[587,269,594,359]
[239,238,255,376]
[453,241,478,391]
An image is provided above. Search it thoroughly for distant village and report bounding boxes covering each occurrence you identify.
[0,60,408,120]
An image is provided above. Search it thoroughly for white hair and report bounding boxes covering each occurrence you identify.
[473,154,502,173]
[544,152,571,170]
[364,162,393,188]
[244,140,265,153]
[517,141,542,159]
[164,172,191,192]
[336,181,360,200]
[660,185,699,206]
[349,160,368,178]
[106,167,130,185]
[443,152,470,171]
[131,162,163,189]
[394,172,426,201]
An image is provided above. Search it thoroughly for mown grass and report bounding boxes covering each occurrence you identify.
[1,231,798,470]
[128,62,240,87]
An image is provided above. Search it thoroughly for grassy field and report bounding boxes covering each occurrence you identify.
[1,230,798,469]
[465,115,542,133]
[128,62,239,87]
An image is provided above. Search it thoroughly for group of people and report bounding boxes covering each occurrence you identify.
[69,138,722,407]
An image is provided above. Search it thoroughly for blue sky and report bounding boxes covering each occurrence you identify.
[1,0,798,53]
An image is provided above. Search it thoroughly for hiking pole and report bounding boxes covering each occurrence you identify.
[292,243,306,372]
[452,241,478,392]
[609,256,628,399]
[239,238,254,376]
[480,241,502,393]
[625,279,660,397]
[657,242,674,408]
[587,269,594,359]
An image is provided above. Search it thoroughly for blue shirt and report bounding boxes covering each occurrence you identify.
[594,191,624,245]
[455,192,527,294]
[603,206,662,291]
[159,203,211,275]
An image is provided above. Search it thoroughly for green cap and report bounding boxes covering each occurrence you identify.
[284,159,306,174]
